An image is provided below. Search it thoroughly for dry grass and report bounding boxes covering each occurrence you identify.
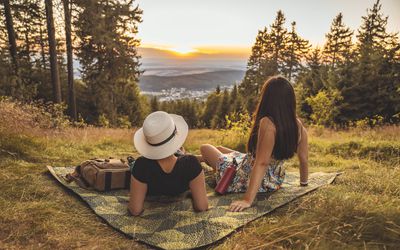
[0,101,399,249]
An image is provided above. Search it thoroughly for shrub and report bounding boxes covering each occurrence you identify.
[117,116,132,129]
[98,114,110,128]
[306,89,342,127]
[0,97,71,134]
[221,111,252,151]
[353,115,385,128]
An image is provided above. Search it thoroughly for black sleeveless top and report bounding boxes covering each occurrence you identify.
[131,155,202,196]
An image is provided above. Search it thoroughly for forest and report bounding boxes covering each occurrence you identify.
[0,0,399,129]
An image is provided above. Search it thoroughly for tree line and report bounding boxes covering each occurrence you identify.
[1,0,399,128]
[151,0,400,129]
[240,0,400,126]
[0,0,148,126]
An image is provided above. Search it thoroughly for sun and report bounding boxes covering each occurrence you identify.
[169,46,197,55]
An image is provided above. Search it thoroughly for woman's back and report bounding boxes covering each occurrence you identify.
[246,117,304,191]
[132,155,202,196]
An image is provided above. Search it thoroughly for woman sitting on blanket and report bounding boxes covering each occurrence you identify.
[128,111,208,216]
[199,76,309,212]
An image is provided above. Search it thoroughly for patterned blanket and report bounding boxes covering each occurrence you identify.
[47,166,338,249]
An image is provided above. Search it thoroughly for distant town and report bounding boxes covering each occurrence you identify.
[142,85,234,102]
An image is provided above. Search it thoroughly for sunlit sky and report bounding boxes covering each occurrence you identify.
[136,0,400,56]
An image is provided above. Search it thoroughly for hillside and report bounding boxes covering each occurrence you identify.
[0,100,399,248]
[139,69,245,91]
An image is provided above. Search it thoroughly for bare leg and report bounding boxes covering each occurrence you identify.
[195,154,204,162]
[216,146,236,154]
[200,144,223,170]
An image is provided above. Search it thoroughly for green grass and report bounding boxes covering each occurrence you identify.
[0,126,399,249]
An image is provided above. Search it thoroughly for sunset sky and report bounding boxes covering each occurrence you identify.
[136,0,400,58]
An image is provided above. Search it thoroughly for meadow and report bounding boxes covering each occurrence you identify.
[0,101,399,249]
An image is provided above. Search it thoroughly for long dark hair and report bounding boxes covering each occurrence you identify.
[247,76,298,160]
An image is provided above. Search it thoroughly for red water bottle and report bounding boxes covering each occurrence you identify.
[215,158,239,194]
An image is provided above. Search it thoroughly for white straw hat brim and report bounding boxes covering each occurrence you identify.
[133,114,188,160]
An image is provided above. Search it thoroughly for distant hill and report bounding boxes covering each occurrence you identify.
[139,70,245,91]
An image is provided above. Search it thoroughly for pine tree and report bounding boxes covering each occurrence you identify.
[240,28,268,98]
[2,0,18,74]
[181,99,198,128]
[212,89,230,128]
[283,21,310,81]
[239,10,290,114]
[267,10,288,74]
[340,0,400,122]
[75,0,144,126]
[62,0,77,120]
[2,0,47,100]
[296,47,326,119]
[323,13,353,69]
[45,0,62,103]
[202,93,220,128]
[299,47,325,95]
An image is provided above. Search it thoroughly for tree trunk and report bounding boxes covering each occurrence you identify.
[45,0,62,103]
[288,47,294,81]
[63,0,77,120]
[39,24,46,68]
[2,0,18,74]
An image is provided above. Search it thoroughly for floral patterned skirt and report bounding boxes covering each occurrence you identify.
[216,151,286,193]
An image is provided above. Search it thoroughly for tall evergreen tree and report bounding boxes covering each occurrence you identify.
[267,10,288,74]
[45,0,62,103]
[212,89,230,128]
[299,47,325,95]
[323,13,353,69]
[62,0,77,120]
[322,12,354,115]
[75,0,144,125]
[340,0,400,122]
[240,10,290,113]
[296,47,326,119]
[283,21,310,81]
[201,93,220,128]
[2,0,18,74]
[240,28,269,97]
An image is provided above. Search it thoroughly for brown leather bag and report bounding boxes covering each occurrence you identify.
[65,158,131,191]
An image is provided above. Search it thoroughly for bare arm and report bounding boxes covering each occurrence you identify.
[189,171,209,212]
[297,124,309,184]
[128,176,147,216]
[229,117,276,212]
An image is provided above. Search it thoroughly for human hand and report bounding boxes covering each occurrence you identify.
[229,200,251,212]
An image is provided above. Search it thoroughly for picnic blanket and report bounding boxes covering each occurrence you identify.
[47,165,338,249]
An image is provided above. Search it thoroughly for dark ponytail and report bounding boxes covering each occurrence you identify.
[247,76,298,160]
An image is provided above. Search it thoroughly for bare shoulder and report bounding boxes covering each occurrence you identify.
[259,117,276,133]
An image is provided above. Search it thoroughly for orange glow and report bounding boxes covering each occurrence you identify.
[140,43,251,59]
[169,46,197,55]
[194,45,251,56]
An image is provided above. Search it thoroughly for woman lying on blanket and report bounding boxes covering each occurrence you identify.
[128,111,208,216]
[199,76,309,212]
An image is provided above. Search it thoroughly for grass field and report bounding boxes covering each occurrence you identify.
[1,115,400,249]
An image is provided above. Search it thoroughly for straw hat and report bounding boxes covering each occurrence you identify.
[133,111,188,160]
